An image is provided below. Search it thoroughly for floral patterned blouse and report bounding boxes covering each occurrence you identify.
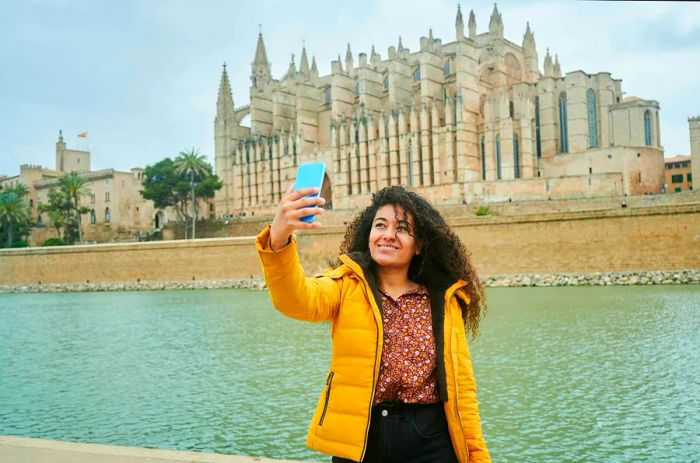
[373,285,439,405]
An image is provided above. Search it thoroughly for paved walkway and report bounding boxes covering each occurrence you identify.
[0,436,308,463]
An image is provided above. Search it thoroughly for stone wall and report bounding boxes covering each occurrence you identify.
[2,202,699,287]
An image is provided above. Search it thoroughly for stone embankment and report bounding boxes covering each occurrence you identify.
[2,270,699,293]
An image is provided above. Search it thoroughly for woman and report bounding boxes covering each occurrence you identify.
[256,184,490,463]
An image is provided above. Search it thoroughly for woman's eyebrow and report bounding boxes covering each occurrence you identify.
[373,217,388,222]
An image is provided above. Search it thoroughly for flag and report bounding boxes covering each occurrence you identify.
[77,131,88,138]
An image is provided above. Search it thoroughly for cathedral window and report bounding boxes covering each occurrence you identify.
[37,214,43,226]
[535,96,542,158]
[513,133,520,179]
[383,76,389,90]
[480,136,486,180]
[90,209,96,224]
[559,92,569,153]
[587,89,599,148]
[413,67,421,81]
[496,134,502,180]
[354,81,360,96]
[443,59,451,77]
[324,86,331,104]
[104,207,111,223]
[509,101,514,119]
[644,110,652,146]
[105,191,110,202]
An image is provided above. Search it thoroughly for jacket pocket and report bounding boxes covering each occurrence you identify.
[319,371,334,426]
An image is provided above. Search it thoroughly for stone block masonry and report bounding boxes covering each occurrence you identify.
[1,203,699,290]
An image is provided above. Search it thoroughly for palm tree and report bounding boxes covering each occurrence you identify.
[174,148,208,239]
[58,172,90,243]
[0,189,30,247]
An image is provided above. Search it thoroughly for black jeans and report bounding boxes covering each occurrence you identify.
[331,402,458,463]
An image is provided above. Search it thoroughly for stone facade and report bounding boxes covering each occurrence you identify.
[1,131,177,244]
[2,202,699,287]
[214,5,665,217]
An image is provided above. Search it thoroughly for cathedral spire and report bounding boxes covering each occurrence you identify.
[468,9,477,39]
[543,48,554,77]
[310,56,319,79]
[345,43,354,76]
[489,3,503,38]
[456,4,465,40]
[398,36,404,52]
[300,45,310,80]
[254,31,269,66]
[251,30,271,88]
[371,44,381,65]
[523,21,536,53]
[553,54,562,78]
[217,63,234,114]
[286,54,297,80]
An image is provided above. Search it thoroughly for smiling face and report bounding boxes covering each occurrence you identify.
[368,204,420,271]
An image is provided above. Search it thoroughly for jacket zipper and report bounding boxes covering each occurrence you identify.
[347,266,381,463]
[319,371,334,426]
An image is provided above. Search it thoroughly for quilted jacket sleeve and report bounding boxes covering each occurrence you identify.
[255,224,342,322]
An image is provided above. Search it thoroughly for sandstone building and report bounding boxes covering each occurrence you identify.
[1,132,173,244]
[213,5,666,216]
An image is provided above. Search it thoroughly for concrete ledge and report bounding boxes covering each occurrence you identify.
[0,435,307,463]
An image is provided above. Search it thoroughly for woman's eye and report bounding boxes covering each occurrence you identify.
[397,225,409,232]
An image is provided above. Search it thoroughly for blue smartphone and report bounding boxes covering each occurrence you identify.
[293,162,326,223]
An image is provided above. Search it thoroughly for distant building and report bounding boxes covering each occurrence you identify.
[1,131,176,244]
[214,4,666,216]
[664,156,692,193]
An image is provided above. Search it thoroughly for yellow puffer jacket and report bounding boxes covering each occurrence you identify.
[256,225,491,463]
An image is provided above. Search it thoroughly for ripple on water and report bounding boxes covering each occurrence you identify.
[1,286,699,462]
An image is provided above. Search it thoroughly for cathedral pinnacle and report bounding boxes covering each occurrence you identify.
[456,4,465,40]
[310,56,319,79]
[489,3,503,37]
[553,54,562,78]
[468,9,476,39]
[251,29,271,88]
[398,36,404,52]
[543,48,554,77]
[254,31,269,65]
[300,45,310,80]
[217,62,234,112]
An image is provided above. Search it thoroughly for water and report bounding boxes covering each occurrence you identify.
[0,286,698,462]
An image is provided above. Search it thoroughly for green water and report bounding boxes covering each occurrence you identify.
[0,286,698,462]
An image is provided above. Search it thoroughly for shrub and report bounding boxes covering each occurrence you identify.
[11,240,29,248]
[474,205,491,216]
[43,237,66,246]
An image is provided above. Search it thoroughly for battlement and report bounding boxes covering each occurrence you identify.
[20,164,46,171]
[689,116,700,123]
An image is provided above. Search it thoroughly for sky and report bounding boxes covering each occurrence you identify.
[1,0,699,177]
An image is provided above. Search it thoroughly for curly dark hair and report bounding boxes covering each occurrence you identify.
[340,185,486,338]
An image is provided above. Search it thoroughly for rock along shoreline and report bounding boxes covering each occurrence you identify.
[2,269,699,293]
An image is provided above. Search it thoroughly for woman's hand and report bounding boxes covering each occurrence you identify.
[269,184,326,250]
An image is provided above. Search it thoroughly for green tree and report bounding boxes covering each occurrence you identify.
[58,172,90,243]
[0,184,33,248]
[174,148,210,239]
[140,158,191,235]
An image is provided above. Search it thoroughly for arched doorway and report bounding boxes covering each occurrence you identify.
[155,210,165,229]
[321,173,333,210]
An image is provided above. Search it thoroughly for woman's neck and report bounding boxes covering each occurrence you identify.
[375,267,415,292]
